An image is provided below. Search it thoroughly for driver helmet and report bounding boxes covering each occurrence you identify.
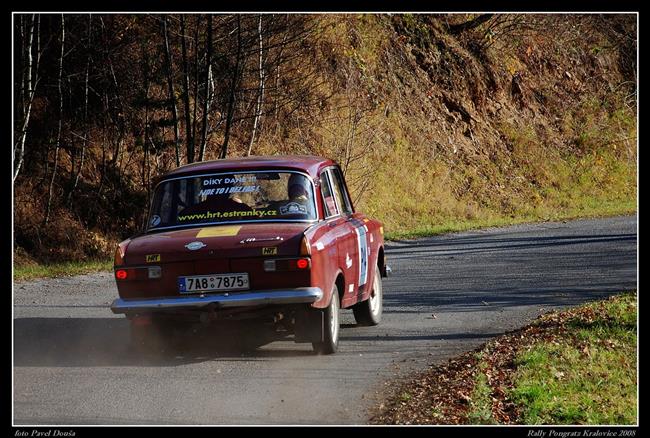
[287,174,310,201]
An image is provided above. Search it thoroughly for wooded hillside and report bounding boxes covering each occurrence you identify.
[13,14,637,264]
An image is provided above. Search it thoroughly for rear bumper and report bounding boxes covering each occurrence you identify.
[110,287,323,314]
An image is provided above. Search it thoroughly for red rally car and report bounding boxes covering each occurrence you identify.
[110,155,389,354]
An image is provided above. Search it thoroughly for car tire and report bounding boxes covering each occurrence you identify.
[352,264,383,326]
[312,284,340,355]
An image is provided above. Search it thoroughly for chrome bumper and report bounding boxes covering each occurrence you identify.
[110,287,323,314]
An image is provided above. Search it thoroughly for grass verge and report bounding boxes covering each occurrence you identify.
[384,203,636,241]
[509,293,637,424]
[371,291,637,425]
[13,259,113,283]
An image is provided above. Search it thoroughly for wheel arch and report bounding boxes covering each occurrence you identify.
[334,270,346,305]
[377,245,387,277]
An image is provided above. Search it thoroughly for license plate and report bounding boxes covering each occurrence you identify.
[178,273,249,294]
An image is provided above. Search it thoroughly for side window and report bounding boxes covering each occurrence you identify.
[329,169,352,214]
[330,168,353,215]
[320,170,339,218]
[159,183,173,225]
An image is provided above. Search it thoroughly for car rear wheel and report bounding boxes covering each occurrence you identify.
[352,264,383,326]
[312,284,340,355]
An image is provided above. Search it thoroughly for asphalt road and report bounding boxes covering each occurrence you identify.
[13,215,637,425]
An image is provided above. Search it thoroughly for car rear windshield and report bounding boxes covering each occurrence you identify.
[147,171,317,230]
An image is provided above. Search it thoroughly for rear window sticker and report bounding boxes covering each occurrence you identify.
[150,215,161,227]
[196,225,242,238]
[280,202,307,215]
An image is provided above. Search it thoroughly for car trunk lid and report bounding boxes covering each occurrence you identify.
[124,222,311,266]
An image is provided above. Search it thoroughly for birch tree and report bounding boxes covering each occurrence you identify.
[220,15,242,159]
[44,14,65,225]
[180,15,194,163]
[66,14,92,205]
[198,15,213,161]
[14,14,41,181]
[247,14,265,156]
[162,15,181,167]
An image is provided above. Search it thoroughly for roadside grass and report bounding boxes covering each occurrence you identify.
[466,354,498,425]
[372,111,636,243]
[379,144,635,241]
[372,291,637,425]
[508,293,637,425]
[384,200,635,241]
[13,259,113,283]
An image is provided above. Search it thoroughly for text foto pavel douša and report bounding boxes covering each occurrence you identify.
[15,430,75,437]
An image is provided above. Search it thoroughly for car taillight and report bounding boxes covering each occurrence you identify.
[288,258,311,270]
[263,258,311,272]
[114,266,160,280]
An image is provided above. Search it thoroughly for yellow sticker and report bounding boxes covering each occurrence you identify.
[262,247,278,256]
[363,218,370,223]
[145,254,161,263]
[196,225,242,238]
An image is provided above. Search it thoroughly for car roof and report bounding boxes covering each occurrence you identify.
[162,155,336,180]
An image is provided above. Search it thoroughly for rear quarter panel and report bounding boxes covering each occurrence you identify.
[305,214,384,310]
[343,213,384,307]
[304,222,339,309]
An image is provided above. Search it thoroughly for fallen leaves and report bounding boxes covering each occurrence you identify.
[369,292,637,425]
[370,350,481,425]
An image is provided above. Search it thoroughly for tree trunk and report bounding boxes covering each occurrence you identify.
[162,16,181,167]
[220,15,242,160]
[13,14,37,181]
[448,14,494,34]
[274,17,289,136]
[141,40,151,190]
[247,14,265,156]
[45,15,65,226]
[180,15,194,164]
[67,14,91,206]
[191,17,200,160]
[198,15,213,161]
